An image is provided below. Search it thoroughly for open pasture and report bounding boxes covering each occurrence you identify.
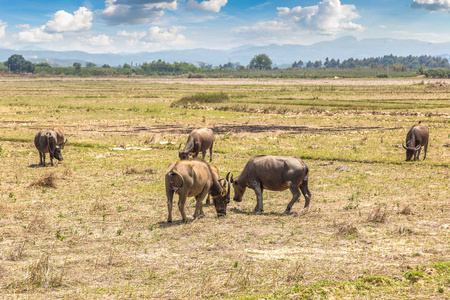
[0,77,449,299]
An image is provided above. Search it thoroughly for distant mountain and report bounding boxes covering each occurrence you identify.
[1,37,450,68]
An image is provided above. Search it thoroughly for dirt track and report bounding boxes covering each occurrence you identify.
[2,76,450,86]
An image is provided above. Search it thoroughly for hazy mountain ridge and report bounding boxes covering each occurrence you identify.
[1,37,450,68]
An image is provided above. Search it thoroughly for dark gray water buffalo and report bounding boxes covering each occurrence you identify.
[34,129,64,166]
[179,128,214,162]
[165,158,231,223]
[232,155,311,214]
[402,122,429,161]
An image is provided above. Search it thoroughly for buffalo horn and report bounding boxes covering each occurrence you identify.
[402,142,407,150]
[178,144,182,152]
[226,172,231,198]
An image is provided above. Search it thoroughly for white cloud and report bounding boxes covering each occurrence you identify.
[232,21,291,35]
[0,20,6,39]
[278,0,364,35]
[411,0,450,12]
[45,7,93,33]
[18,26,63,42]
[83,34,113,46]
[16,24,30,30]
[143,26,186,43]
[116,26,188,49]
[186,0,227,12]
[100,0,178,25]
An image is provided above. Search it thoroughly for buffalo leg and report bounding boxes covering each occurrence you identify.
[39,152,44,165]
[166,189,174,223]
[252,183,264,214]
[285,182,301,214]
[209,142,213,162]
[42,152,46,166]
[177,193,188,223]
[202,151,206,160]
[300,177,312,208]
[415,147,421,161]
[423,143,428,160]
[193,189,208,219]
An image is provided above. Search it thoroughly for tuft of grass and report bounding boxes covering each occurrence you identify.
[29,172,58,188]
[367,205,389,223]
[7,240,26,261]
[399,205,413,215]
[171,92,229,107]
[123,166,155,175]
[333,219,359,236]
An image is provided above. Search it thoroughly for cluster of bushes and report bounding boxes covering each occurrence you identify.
[292,55,450,71]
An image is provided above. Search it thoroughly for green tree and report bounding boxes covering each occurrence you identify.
[249,54,272,70]
[102,64,111,68]
[6,54,34,73]
[86,62,96,67]
[73,62,82,70]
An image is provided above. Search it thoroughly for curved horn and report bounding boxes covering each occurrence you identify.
[226,172,231,198]
[178,144,182,151]
[414,145,421,151]
[402,142,408,150]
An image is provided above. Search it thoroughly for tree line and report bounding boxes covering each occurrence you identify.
[2,53,450,78]
[291,54,450,71]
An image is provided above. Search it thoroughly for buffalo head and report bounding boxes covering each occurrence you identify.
[402,142,420,161]
[213,173,231,217]
[231,175,246,202]
[178,144,189,160]
[53,146,64,161]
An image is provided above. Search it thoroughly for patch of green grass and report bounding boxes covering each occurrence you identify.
[171,92,229,107]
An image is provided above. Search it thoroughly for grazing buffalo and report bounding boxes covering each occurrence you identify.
[34,129,64,166]
[402,122,429,161]
[179,128,214,162]
[232,155,311,214]
[52,126,68,149]
[165,158,231,223]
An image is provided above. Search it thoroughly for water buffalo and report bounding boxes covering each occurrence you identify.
[165,158,231,223]
[34,129,64,166]
[179,128,214,162]
[402,122,429,161]
[232,155,311,214]
[52,126,68,149]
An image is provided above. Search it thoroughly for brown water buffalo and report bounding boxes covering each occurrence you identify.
[34,129,64,166]
[402,122,429,161]
[232,155,311,214]
[165,158,230,223]
[179,128,214,162]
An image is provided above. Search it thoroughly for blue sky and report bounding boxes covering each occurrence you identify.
[0,0,449,53]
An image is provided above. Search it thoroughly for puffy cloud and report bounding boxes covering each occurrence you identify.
[45,7,93,32]
[83,34,113,46]
[18,26,63,42]
[142,26,185,43]
[411,0,450,12]
[100,0,178,25]
[278,0,364,35]
[186,0,227,12]
[116,26,187,48]
[0,20,6,39]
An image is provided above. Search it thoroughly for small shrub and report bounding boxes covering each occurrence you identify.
[23,253,64,288]
[333,220,358,236]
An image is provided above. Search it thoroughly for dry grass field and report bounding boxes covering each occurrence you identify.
[0,77,449,299]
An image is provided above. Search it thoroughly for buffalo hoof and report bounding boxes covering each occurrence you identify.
[254,211,264,215]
